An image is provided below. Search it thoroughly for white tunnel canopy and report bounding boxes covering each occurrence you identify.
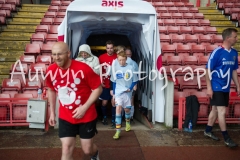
[58,0,165,123]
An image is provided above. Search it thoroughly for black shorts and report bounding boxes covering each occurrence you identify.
[99,87,111,100]
[210,91,229,107]
[59,118,98,139]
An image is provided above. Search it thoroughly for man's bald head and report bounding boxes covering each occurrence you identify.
[51,42,71,69]
[52,42,70,53]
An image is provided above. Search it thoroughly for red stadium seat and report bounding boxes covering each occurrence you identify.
[185,34,198,44]
[194,13,204,19]
[175,19,187,26]
[51,0,61,6]
[56,12,65,18]
[41,43,54,55]
[198,56,209,65]
[180,76,199,90]
[198,34,212,44]
[153,2,164,7]
[61,0,71,6]
[168,7,178,13]
[205,45,218,56]
[211,34,223,44]
[36,55,52,65]
[171,34,184,43]
[167,26,179,34]
[192,26,205,34]
[178,7,189,13]
[159,26,168,34]
[166,56,182,65]
[156,7,167,13]
[176,44,191,56]
[161,44,176,55]
[1,79,21,98]
[183,13,193,19]
[198,19,210,26]
[159,12,171,19]
[163,2,174,7]
[189,7,199,13]
[11,63,28,74]
[59,6,67,12]
[24,44,41,56]
[174,2,184,7]
[191,44,206,57]
[0,16,6,25]
[29,63,47,75]
[157,19,163,26]
[0,10,11,18]
[48,6,59,12]
[40,18,53,25]
[160,34,171,44]
[45,33,58,43]
[205,27,218,34]
[49,25,58,34]
[22,78,42,96]
[179,26,192,34]
[187,19,199,26]
[35,25,49,33]
[44,11,56,18]
[171,12,183,19]
[163,19,175,26]
[53,18,63,25]
[182,56,198,65]
[31,33,45,42]
[184,2,194,7]
[19,55,35,65]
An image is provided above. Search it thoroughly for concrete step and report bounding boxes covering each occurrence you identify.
[0,32,32,37]
[22,4,49,8]
[0,50,23,57]
[9,21,40,25]
[2,28,36,32]
[204,15,227,20]
[0,36,30,41]
[210,21,236,27]
[14,12,44,18]
[198,9,222,14]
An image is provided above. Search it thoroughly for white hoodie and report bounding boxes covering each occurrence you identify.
[75,44,100,75]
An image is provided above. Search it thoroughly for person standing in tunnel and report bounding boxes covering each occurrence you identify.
[98,40,117,125]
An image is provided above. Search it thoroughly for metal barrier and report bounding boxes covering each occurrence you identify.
[0,97,49,131]
[178,96,240,130]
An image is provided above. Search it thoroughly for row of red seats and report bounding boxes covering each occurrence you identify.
[216,0,240,3]
[31,32,58,43]
[231,13,240,21]
[146,0,189,2]
[156,6,198,13]
[50,0,72,6]
[160,34,222,45]
[0,0,20,6]
[162,55,210,66]
[159,19,210,27]
[35,24,58,34]
[159,26,218,35]
[163,65,240,77]
[173,90,240,118]
[151,1,194,7]
[0,3,16,11]
[0,9,11,17]
[44,11,65,18]
[218,2,240,9]
[224,7,240,15]
[48,5,67,12]
[40,17,63,25]
[157,12,204,19]
[161,44,219,56]
[19,55,52,65]
[1,78,45,98]
[24,43,56,56]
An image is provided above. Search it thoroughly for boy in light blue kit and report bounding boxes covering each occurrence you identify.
[110,51,138,139]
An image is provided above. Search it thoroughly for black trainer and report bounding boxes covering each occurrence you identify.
[204,131,220,141]
[102,118,108,125]
[111,122,116,129]
[224,137,238,148]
